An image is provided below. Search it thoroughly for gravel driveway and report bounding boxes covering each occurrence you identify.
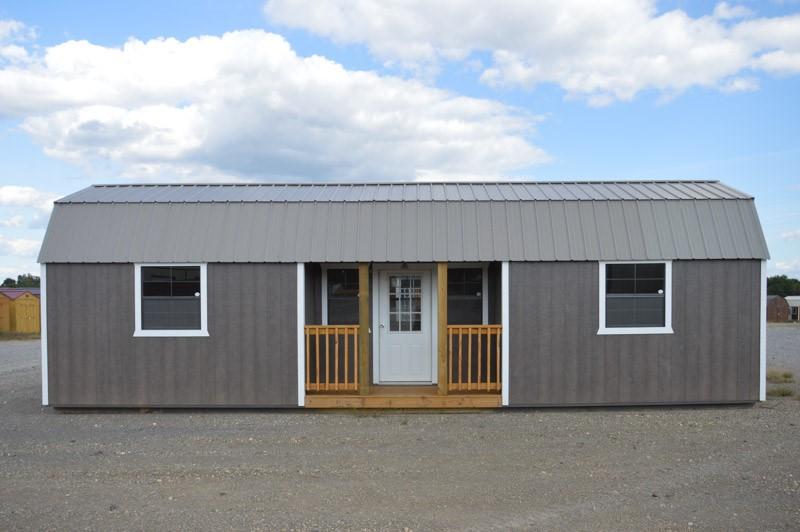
[0,335,798,531]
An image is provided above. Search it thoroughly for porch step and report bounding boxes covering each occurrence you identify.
[304,393,501,409]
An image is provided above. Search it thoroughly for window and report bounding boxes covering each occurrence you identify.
[389,275,422,332]
[326,268,359,325]
[447,267,484,325]
[598,261,672,335]
[134,264,208,337]
[792,306,799,321]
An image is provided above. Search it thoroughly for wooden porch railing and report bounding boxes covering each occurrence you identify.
[305,325,360,392]
[447,325,502,392]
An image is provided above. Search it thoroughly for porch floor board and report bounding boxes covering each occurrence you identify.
[305,385,501,409]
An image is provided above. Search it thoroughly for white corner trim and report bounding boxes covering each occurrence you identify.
[297,263,306,407]
[759,260,767,401]
[597,260,674,336]
[133,263,209,337]
[501,261,510,407]
[40,264,48,406]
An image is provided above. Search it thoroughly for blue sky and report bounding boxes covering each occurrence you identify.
[0,0,798,278]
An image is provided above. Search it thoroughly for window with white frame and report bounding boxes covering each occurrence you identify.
[134,264,208,337]
[598,261,672,335]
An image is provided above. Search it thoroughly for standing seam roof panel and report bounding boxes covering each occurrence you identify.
[38,196,769,263]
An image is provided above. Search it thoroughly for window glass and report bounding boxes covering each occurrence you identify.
[389,275,422,332]
[327,268,359,325]
[448,267,483,325]
[605,263,665,328]
[141,266,201,330]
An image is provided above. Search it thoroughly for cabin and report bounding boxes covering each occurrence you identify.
[767,295,790,322]
[38,180,769,408]
[0,292,10,332]
[786,296,800,322]
[0,288,41,334]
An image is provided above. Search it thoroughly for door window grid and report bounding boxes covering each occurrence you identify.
[389,275,422,332]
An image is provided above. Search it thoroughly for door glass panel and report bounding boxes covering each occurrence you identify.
[389,275,422,332]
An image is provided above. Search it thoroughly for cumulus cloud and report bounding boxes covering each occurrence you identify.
[0,186,57,212]
[774,258,800,277]
[0,215,24,228]
[0,19,28,41]
[0,30,547,181]
[264,0,800,104]
[781,229,800,240]
[0,234,40,257]
[0,19,34,63]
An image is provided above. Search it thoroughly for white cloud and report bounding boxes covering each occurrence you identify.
[774,258,800,277]
[781,229,800,240]
[0,30,547,180]
[0,215,24,228]
[265,0,800,104]
[0,234,40,257]
[713,2,753,20]
[0,19,26,41]
[0,264,39,278]
[719,76,759,92]
[0,186,57,212]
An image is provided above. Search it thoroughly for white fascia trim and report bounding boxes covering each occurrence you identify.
[297,263,306,407]
[501,261,510,407]
[597,260,674,336]
[759,260,767,401]
[133,263,209,337]
[40,263,48,406]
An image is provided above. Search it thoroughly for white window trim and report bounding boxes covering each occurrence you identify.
[597,260,673,335]
[134,263,209,337]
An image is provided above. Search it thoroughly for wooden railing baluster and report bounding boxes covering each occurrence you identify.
[445,325,502,394]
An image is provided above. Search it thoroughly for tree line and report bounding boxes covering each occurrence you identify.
[768,275,800,297]
[1,274,40,288]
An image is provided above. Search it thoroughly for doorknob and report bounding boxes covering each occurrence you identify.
[379,323,385,329]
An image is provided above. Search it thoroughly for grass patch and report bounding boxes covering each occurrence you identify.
[767,385,795,397]
[0,332,40,341]
[767,370,795,384]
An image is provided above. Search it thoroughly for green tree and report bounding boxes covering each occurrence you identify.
[768,275,800,297]
[1,278,15,287]
[15,274,39,288]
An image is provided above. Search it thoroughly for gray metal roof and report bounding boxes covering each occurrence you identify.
[56,180,751,204]
[39,181,769,263]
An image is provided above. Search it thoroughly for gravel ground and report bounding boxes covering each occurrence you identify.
[0,337,799,531]
[0,340,41,375]
[767,323,800,394]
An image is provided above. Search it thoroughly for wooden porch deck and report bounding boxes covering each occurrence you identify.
[304,385,501,409]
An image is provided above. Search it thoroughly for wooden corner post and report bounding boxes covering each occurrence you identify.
[437,262,448,395]
[358,263,370,395]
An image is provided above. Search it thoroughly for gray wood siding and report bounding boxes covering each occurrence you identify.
[47,263,298,407]
[508,260,760,406]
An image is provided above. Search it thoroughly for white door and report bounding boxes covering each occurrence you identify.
[376,270,434,383]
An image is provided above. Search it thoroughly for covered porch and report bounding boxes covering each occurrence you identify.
[299,262,508,408]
